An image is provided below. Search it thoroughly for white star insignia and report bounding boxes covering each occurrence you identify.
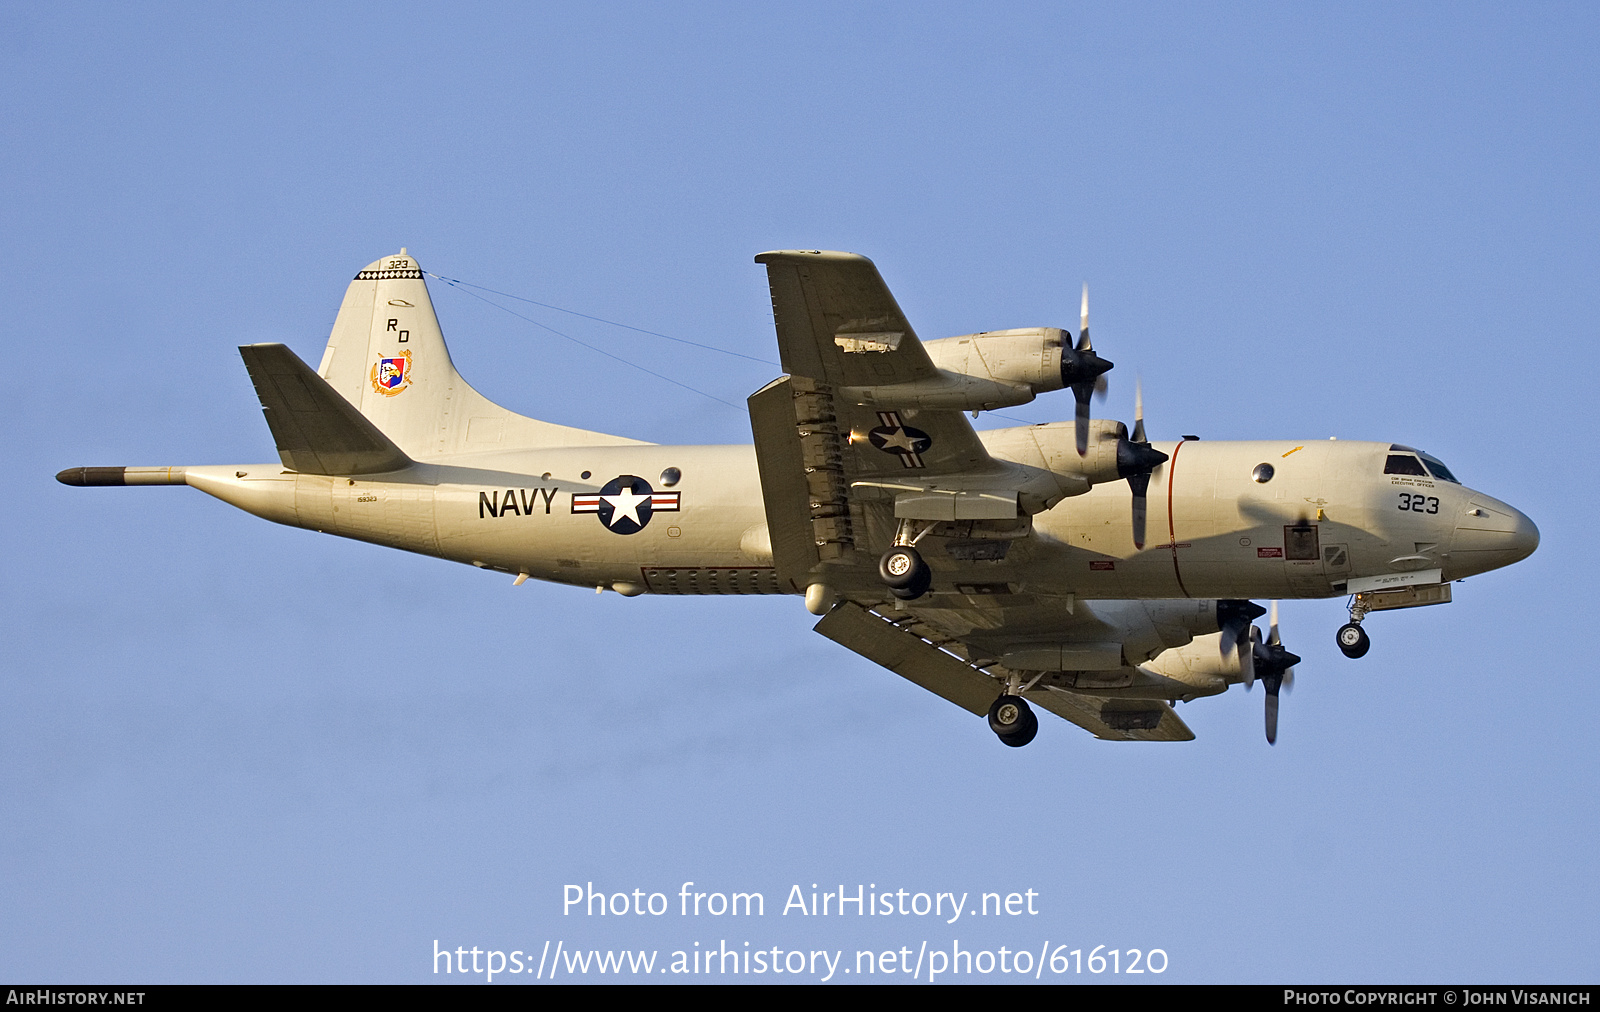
[601,485,650,527]
[879,427,919,452]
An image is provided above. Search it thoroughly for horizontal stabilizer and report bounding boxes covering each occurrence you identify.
[239,343,412,475]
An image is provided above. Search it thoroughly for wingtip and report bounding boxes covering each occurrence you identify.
[754,250,873,266]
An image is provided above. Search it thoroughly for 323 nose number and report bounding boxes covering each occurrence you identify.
[1398,493,1440,514]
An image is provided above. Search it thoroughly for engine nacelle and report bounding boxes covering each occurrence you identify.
[839,328,1070,411]
[922,328,1070,395]
[997,418,1131,488]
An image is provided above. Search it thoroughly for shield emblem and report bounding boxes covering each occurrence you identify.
[369,350,413,396]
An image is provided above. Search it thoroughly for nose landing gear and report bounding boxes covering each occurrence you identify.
[1337,595,1372,658]
[1336,622,1370,658]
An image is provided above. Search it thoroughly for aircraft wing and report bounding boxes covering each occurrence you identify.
[1029,687,1195,742]
[756,250,938,386]
[751,251,1194,742]
[755,251,995,478]
[814,603,1195,742]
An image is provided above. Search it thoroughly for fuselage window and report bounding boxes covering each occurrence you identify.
[1252,463,1275,483]
[1383,454,1428,476]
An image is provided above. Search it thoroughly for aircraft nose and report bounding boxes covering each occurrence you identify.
[1507,505,1539,560]
[1452,493,1538,574]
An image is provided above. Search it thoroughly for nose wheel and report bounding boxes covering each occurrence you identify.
[1336,622,1370,658]
[987,694,1038,747]
[1337,594,1373,658]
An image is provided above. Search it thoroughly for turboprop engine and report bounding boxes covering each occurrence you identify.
[844,285,1115,457]
[923,328,1076,399]
[840,328,1073,413]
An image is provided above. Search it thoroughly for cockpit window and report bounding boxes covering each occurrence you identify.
[1384,454,1428,476]
[1419,454,1460,484]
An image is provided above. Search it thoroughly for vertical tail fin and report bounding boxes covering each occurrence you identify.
[315,251,645,457]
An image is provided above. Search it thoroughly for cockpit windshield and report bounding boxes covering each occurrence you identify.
[1419,453,1459,484]
[1383,454,1427,476]
[1384,445,1460,483]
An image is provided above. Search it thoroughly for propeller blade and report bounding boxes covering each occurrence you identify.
[1242,625,1258,689]
[1264,686,1280,745]
[1074,386,1091,456]
[1217,600,1266,661]
[1282,667,1295,694]
[1129,475,1149,550]
[1218,623,1238,658]
[1268,600,1281,647]
[1131,379,1147,444]
[1078,283,1092,351]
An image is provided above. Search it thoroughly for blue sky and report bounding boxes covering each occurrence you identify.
[4,2,1596,983]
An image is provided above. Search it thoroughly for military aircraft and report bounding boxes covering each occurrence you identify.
[57,250,1539,745]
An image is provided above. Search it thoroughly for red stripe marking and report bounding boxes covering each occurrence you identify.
[1165,440,1192,599]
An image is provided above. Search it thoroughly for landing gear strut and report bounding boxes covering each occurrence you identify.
[1337,595,1372,659]
[988,694,1038,747]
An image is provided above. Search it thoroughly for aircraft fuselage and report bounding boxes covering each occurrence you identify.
[173,428,1535,603]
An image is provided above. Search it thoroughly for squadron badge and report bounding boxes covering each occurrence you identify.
[572,475,681,535]
[370,350,413,396]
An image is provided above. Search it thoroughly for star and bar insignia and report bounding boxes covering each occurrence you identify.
[867,411,933,468]
[572,475,681,534]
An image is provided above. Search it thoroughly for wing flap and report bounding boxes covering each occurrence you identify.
[748,376,827,588]
[814,602,1198,741]
[239,343,412,475]
[814,602,997,715]
[1031,688,1196,742]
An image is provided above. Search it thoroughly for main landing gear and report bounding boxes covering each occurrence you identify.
[879,545,931,599]
[879,519,935,601]
[988,694,1038,747]
[1336,595,1372,659]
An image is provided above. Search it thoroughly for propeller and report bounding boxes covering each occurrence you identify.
[1252,601,1301,745]
[1217,600,1267,683]
[1115,380,1168,549]
[1064,284,1114,456]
